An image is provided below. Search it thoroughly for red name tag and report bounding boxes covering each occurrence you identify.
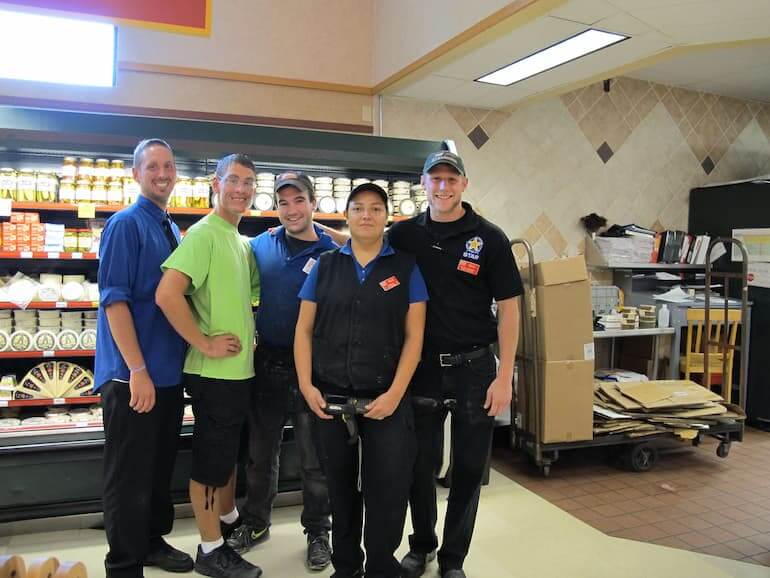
[379,276,401,291]
[457,259,480,275]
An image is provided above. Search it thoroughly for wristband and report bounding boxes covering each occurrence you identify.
[129,364,146,374]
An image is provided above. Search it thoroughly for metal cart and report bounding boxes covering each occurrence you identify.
[510,238,747,477]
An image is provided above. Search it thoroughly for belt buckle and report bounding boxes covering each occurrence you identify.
[439,353,453,367]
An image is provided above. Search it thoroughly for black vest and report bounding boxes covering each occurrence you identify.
[312,248,415,392]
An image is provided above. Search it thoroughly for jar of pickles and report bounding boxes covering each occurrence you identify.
[59,178,76,203]
[63,229,79,253]
[175,177,193,208]
[16,169,36,202]
[75,178,92,202]
[35,172,58,203]
[78,229,93,252]
[123,177,140,205]
[107,181,123,205]
[109,160,125,182]
[0,168,16,199]
[77,158,94,179]
[94,159,110,180]
[91,178,108,204]
[193,177,211,208]
[61,157,77,178]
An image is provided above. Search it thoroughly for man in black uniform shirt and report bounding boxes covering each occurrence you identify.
[388,150,523,578]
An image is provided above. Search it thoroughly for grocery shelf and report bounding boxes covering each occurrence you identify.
[0,251,97,260]
[8,203,407,222]
[0,415,195,436]
[0,301,98,309]
[0,395,100,408]
[0,349,95,359]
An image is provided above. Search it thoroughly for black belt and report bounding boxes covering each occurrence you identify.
[428,344,494,368]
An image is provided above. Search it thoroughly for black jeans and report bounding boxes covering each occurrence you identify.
[243,348,330,535]
[317,397,415,578]
[407,351,496,572]
[101,381,184,578]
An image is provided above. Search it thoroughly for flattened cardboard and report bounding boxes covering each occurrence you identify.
[617,380,723,409]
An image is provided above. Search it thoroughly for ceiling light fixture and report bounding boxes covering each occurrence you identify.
[476,28,628,86]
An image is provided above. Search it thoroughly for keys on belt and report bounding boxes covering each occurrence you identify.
[323,395,374,445]
[435,344,494,367]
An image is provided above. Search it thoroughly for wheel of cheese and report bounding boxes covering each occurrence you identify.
[10,330,33,351]
[26,557,59,578]
[57,330,80,350]
[60,282,84,302]
[79,329,97,350]
[0,555,25,578]
[0,331,8,352]
[0,418,21,427]
[33,330,58,351]
[38,284,61,302]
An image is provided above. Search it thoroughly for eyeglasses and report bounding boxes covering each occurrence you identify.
[222,175,256,189]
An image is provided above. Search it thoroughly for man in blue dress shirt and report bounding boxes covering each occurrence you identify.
[95,139,192,578]
[227,172,336,571]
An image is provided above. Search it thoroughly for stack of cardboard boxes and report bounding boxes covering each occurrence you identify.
[521,256,595,443]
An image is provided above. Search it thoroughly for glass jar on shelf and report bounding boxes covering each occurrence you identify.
[91,178,108,204]
[35,172,58,203]
[109,160,125,182]
[16,169,36,202]
[94,159,110,180]
[0,168,16,199]
[77,229,93,253]
[61,157,78,178]
[107,181,123,205]
[122,177,140,205]
[77,158,94,179]
[63,229,78,253]
[75,178,92,203]
[175,176,193,208]
[193,177,211,208]
[59,178,76,203]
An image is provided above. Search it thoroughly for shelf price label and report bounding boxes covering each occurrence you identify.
[20,251,33,259]
[43,350,55,358]
[0,199,11,217]
[55,301,67,308]
[53,398,66,405]
[0,400,8,407]
[72,252,83,259]
[77,203,96,219]
[47,252,60,259]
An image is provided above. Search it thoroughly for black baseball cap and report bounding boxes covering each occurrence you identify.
[274,172,314,196]
[346,183,389,213]
[423,150,466,176]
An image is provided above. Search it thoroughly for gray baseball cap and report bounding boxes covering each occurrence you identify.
[274,172,314,196]
[422,150,466,176]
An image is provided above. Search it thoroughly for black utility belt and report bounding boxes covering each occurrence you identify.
[428,344,495,368]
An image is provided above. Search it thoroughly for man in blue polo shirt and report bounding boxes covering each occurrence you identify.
[95,139,192,578]
[227,172,335,571]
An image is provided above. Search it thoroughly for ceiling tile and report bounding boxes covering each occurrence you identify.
[594,11,654,35]
[549,0,619,25]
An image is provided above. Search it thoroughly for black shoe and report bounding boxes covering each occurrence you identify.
[225,523,270,554]
[400,550,436,578]
[441,570,466,578]
[194,544,262,578]
[143,539,194,573]
[330,570,362,578]
[220,516,242,541]
[306,532,331,571]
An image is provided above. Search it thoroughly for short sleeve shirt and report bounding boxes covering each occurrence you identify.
[162,212,260,380]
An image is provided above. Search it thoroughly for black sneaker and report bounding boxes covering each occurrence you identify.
[400,550,436,578]
[225,523,270,554]
[306,532,331,571]
[220,516,242,541]
[194,544,262,578]
[143,538,194,572]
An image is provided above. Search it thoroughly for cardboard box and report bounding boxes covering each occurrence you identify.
[538,360,594,443]
[518,358,594,442]
[532,256,594,361]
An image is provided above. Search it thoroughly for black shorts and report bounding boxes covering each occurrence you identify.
[185,373,252,487]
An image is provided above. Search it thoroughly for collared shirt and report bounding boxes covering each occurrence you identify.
[162,212,260,380]
[250,224,337,349]
[299,239,429,303]
[387,201,523,352]
[94,195,187,390]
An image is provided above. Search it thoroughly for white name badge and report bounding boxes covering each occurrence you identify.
[302,257,317,275]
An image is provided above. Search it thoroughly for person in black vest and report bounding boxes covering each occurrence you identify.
[294,183,428,578]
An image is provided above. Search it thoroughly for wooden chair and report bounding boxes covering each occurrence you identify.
[680,308,741,403]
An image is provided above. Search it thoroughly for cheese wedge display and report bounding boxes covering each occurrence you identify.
[13,361,94,399]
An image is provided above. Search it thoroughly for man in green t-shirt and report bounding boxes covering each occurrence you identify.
[156,153,261,578]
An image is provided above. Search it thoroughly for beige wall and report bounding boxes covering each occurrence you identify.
[372,0,514,85]
[381,78,770,261]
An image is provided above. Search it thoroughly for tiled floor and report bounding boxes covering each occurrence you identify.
[492,426,770,567]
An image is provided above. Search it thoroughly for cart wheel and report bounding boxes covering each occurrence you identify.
[540,463,551,477]
[691,436,700,447]
[717,441,731,458]
[625,443,658,472]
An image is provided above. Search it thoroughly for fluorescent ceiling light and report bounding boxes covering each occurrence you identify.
[477,29,628,86]
[0,9,116,87]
